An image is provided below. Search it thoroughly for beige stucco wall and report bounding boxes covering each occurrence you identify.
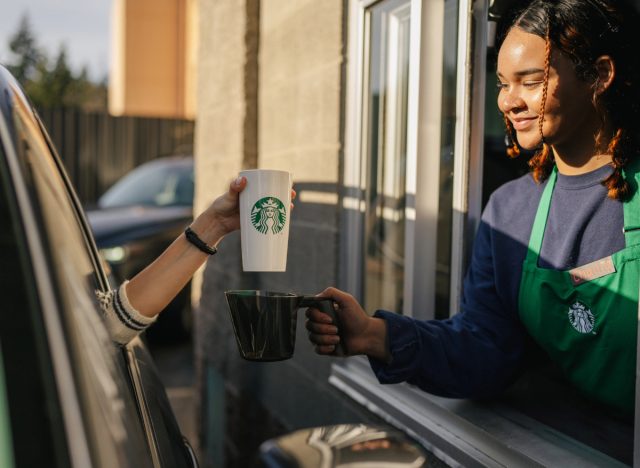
[193,0,344,234]
[192,0,257,305]
[192,0,344,302]
[193,0,253,215]
[259,0,343,183]
[193,2,346,463]
[109,0,196,118]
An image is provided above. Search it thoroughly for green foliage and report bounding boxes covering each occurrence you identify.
[4,14,107,111]
[6,15,42,83]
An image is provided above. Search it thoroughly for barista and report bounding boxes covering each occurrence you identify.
[305,0,640,412]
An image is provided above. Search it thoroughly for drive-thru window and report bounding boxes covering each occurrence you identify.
[333,0,637,465]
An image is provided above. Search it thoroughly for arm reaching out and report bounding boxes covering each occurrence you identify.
[100,175,295,343]
[125,176,248,317]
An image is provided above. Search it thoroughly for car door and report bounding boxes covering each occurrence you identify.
[0,65,196,467]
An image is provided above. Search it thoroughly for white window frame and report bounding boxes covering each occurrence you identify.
[337,0,488,464]
[341,0,444,322]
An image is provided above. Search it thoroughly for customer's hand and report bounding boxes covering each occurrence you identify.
[209,176,248,234]
[305,287,389,361]
[192,176,296,245]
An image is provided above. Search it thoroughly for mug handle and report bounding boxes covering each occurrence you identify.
[300,296,347,357]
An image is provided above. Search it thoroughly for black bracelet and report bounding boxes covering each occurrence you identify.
[184,226,218,255]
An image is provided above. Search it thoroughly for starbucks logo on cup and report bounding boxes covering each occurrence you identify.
[250,197,287,234]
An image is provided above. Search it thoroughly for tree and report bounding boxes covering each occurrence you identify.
[27,45,74,108]
[4,13,107,111]
[6,15,43,83]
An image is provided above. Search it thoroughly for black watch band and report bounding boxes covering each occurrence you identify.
[184,226,218,255]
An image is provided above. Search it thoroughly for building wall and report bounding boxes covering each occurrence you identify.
[109,0,196,118]
[193,1,383,467]
[259,0,343,183]
[184,0,199,119]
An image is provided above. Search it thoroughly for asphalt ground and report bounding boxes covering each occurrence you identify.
[148,338,199,458]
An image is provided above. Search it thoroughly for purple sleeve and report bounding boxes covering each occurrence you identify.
[369,219,529,399]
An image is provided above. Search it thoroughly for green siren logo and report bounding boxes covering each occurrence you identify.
[568,301,595,334]
[250,197,287,234]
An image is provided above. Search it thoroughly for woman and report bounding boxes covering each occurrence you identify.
[306,0,640,413]
[98,176,295,344]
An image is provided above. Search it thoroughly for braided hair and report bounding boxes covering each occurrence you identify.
[497,0,640,200]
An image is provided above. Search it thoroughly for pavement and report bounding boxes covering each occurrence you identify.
[148,338,199,458]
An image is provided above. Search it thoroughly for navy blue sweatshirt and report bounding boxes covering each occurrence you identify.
[370,164,625,398]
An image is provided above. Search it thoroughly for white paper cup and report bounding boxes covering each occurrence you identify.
[239,169,292,271]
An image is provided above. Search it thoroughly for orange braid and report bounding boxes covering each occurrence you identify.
[503,114,521,158]
[603,128,631,200]
[529,26,554,183]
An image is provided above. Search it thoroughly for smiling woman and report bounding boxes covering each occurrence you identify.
[497,29,603,160]
[497,0,640,187]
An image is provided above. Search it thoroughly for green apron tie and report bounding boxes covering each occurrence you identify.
[518,165,640,412]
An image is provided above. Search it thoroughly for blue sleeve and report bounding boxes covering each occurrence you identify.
[369,219,529,399]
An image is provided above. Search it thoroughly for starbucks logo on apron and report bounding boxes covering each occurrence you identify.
[568,301,595,334]
[250,197,286,234]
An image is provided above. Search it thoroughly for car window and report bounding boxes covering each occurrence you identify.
[99,161,194,208]
[0,125,70,466]
[5,83,153,466]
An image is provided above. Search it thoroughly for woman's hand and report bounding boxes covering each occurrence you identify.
[305,287,390,361]
[192,175,296,246]
[207,176,248,234]
[127,174,295,318]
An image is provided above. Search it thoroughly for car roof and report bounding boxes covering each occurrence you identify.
[0,66,39,140]
[139,155,193,167]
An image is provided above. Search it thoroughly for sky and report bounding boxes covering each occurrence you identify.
[0,0,112,82]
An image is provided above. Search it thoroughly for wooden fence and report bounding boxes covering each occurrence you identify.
[39,107,195,205]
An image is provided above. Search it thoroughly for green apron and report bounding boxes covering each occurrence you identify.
[518,166,640,412]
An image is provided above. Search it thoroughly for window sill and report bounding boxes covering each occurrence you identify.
[329,357,629,467]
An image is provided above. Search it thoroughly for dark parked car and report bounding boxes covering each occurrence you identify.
[86,156,195,341]
[0,65,430,467]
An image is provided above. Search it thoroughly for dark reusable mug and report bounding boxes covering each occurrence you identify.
[224,290,344,361]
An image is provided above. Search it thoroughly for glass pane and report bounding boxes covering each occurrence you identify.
[363,0,411,314]
[0,127,69,467]
[434,0,459,319]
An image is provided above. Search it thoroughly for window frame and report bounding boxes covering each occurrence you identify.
[340,0,445,322]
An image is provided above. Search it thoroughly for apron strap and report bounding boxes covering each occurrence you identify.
[623,159,640,245]
[525,167,557,262]
[527,159,640,256]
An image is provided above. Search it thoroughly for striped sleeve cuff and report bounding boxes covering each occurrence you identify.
[97,280,158,344]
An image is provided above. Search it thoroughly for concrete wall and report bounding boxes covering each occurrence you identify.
[259,0,343,182]
[194,1,382,467]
